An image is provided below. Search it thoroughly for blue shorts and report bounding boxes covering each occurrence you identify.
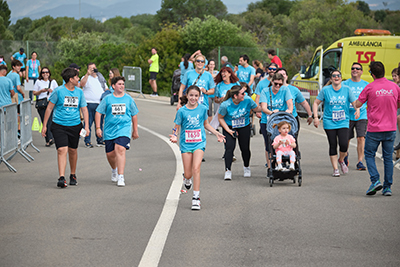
[105,136,131,153]
[181,147,205,154]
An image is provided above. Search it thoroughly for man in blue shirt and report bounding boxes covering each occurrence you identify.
[0,65,15,108]
[235,54,256,92]
[11,48,27,81]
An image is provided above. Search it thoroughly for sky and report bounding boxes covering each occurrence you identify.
[7,0,400,23]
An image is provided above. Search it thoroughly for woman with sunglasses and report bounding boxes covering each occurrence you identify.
[33,67,58,146]
[313,70,358,177]
[259,73,293,168]
[218,85,260,180]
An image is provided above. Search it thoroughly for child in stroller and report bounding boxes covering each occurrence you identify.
[272,121,296,171]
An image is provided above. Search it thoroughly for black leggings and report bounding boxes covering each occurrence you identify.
[37,107,54,143]
[223,124,251,170]
[324,128,349,156]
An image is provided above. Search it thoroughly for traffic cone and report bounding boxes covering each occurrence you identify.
[32,117,40,131]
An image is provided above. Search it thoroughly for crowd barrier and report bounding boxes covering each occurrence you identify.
[0,103,19,172]
[18,100,40,162]
[122,66,145,98]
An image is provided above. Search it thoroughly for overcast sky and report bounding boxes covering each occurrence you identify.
[7,0,400,22]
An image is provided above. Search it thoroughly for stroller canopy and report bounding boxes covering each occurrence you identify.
[266,111,299,140]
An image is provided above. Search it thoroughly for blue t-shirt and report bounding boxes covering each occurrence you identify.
[0,61,6,65]
[219,95,257,127]
[259,87,293,124]
[286,84,305,118]
[342,79,368,121]
[6,71,22,104]
[49,85,87,126]
[181,70,215,109]
[255,78,270,95]
[236,65,256,91]
[12,52,26,68]
[179,61,194,82]
[26,59,40,78]
[96,93,139,140]
[0,77,13,108]
[174,104,208,152]
[316,84,357,129]
[216,82,240,98]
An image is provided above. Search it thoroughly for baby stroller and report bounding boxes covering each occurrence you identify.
[170,69,181,105]
[266,111,302,187]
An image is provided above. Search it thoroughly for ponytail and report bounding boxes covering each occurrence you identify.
[222,85,241,102]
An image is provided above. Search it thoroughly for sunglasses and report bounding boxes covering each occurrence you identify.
[351,67,362,71]
[196,60,205,63]
[42,71,49,74]
[273,82,283,87]
[331,74,341,78]
[268,67,277,71]
[240,92,246,95]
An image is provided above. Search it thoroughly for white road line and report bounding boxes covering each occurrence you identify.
[301,127,400,170]
[137,124,183,267]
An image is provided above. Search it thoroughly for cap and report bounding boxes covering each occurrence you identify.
[69,63,81,69]
[19,48,24,52]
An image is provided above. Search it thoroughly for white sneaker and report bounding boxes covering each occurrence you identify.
[191,198,201,210]
[232,155,237,162]
[276,164,283,171]
[117,175,125,187]
[244,166,251,177]
[111,168,118,183]
[184,175,192,190]
[224,170,232,180]
[289,163,295,171]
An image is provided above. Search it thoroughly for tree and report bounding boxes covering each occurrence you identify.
[0,16,13,40]
[247,0,294,17]
[156,0,227,26]
[0,0,11,28]
[130,14,158,32]
[381,11,400,34]
[355,1,370,16]
[8,17,32,40]
[374,10,387,23]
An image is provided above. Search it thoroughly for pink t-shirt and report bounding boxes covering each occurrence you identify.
[358,77,400,132]
[272,134,296,153]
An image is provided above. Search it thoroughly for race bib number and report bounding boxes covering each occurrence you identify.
[185,129,202,143]
[32,73,36,77]
[112,104,126,115]
[332,110,345,122]
[232,117,245,128]
[63,96,78,107]
[198,94,204,104]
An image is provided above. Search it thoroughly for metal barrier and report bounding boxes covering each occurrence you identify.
[18,100,40,162]
[122,66,145,98]
[0,103,19,172]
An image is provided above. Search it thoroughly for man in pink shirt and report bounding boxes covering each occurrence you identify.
[355,61,400,196]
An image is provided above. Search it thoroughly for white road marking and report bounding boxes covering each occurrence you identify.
[137,124,183,267]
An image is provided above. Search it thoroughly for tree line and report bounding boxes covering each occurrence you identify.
[1,0,399,94]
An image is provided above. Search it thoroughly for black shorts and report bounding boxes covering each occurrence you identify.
[260,123,270,152]
[105,136,131,153]
[348,119,367,139]
[51,122,83,149]
[20,68,26,72]
[150,72,158,80]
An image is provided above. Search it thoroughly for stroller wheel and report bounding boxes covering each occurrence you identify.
[269,178,273,187]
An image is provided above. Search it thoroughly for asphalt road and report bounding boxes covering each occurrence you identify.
[0,93,399,267]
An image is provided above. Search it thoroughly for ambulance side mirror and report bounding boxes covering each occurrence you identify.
[300,65,306,78]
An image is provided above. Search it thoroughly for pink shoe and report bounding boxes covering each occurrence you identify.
[338,160,348,174]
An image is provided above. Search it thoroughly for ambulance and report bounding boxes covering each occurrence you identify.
[290,29,400,114]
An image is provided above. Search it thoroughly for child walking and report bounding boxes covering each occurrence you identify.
[272,121,296,171]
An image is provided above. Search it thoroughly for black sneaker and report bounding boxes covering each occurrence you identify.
[57,176,67,188]
[69,174,78,186]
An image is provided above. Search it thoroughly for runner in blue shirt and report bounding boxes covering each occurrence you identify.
[218,85,260,180]
[25,51,41,102]
[235,54,256,92]
[42,68,89,188]
[0,65,14,108]
[11,48,27,80]
[313,70,358,177]
[95,76,139,187]
[342,62,369,170]
[170,85,225,210]
[178,54,215,110]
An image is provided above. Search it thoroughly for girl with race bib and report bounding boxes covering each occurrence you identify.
[170,85,225,210]
[218,85,260,180]
[313,70,359,177]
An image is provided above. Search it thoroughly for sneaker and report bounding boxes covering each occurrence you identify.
[57,176,67,188]
[111,169,118,183]
[356,161,366,171]
[184,175,192,190]
[338,160,348,174]
[85,142,93,148]
[224,170,232,180]
[150,93,158,97]
[69,174,78,186]
[232,155,237,162]
[243,166,251,177]
[289,163,295,171]
[191,197,201,210]
[366,181,383,195]
[344,152,349,166]
[382,187,392,196]
[332,169,340,177]
[117,175,125,187]
[96,141,105,147]
[394,142,400,151]
[276,164,283,171]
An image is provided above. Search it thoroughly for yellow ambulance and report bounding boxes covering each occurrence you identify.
[291,29,400,114]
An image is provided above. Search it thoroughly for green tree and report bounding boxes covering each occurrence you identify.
[374,10,387,23]
[247,0,294,16]
[130,14,158,32]
[355,0,370,16]
[0,0,11,28]
[8,17,32,40]
[381,11,400,35]
[103,16,132,35]
[0,16,13,40]
[156,0,227,26]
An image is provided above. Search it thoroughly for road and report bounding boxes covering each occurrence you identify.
[0,93,399,267]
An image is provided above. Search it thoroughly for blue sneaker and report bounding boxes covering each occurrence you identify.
[344,153,349,166]
[382,188,392,196]
[366,181,383,195]
[356,161,366,171]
